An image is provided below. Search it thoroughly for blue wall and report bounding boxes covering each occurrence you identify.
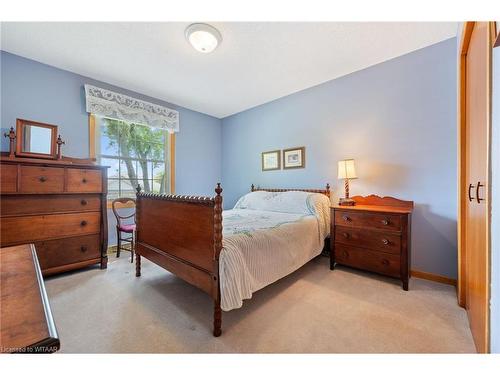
[1,51,222,244]
[1,39,459,278]
[221,38,458,278]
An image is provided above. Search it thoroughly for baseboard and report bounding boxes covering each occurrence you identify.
[107,245,118,253]
[411,269,457,286]
[107,244,132,253]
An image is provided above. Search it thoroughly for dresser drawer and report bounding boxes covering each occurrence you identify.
[335,245,400,277]
[35,234,101,270]
[0,212,100,245]
[19,166,64,193]
[66,168,102,193]
[335,227,401,254]
[1,194,101,217]
[0,164,17,193]
[334,210,402,232]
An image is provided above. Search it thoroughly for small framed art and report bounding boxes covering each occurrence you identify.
[283,146,305,169]
[261,150,281,171]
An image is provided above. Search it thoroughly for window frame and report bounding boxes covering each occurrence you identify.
[88,114,175,208]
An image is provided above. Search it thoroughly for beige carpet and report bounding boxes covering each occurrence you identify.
[44,254,476,353]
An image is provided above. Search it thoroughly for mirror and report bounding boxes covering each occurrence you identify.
[22,125,53,154]
[16,119,58,159]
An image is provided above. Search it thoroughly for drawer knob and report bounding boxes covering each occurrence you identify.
[81,199,88,206]
[342,250,349,258]
[80,220,88,227]
[343,232,350,239]
[382,238,389,245]
[80,246,88,252]
[381,218,389,226]
[381,259,389,266]
[342,215,351,222]
[39,176,47,182]
[82,178,87,183]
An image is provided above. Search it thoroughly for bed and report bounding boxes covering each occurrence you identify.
[134,183,331,336]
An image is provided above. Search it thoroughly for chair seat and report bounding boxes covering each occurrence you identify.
[118,224,136,233]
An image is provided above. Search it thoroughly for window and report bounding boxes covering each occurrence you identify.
[92,115,174,200]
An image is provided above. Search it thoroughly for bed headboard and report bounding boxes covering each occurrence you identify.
[250,183,330,198]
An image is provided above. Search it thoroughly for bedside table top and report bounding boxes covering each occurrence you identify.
[330,195,414,214]
[331,204,413,214]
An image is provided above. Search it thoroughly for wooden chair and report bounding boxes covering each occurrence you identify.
[111,198,136,263]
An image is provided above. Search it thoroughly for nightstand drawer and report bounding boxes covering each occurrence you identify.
[334,210,402,232]
[335,227,401,254]
[335,245,400,277]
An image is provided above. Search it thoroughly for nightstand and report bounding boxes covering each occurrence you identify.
[330,195,413,290]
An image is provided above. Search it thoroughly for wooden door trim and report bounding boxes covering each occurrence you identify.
[88,114,96,160]
[457,21,494,353]
[484,22,494,354]
[457,22,474,309]
[493,22,499,47]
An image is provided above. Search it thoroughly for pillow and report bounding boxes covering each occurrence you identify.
[233,191,272,211]
[233,190,331,238]
[234,190,322,215]
[306,193,331,238]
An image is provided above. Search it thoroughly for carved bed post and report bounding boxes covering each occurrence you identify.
[326,183,331,198]
[213,183,223,337]
[135,184,142,277]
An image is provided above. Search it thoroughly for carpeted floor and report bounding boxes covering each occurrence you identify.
[44,254,476,353]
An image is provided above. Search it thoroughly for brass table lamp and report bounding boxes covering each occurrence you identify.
[338,159,357,206]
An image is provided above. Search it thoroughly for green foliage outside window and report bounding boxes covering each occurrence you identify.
[99,118,168,199]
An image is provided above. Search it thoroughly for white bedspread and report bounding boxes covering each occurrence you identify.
[219,192,330,311]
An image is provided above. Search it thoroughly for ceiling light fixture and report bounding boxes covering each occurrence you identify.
[185,23,222,53]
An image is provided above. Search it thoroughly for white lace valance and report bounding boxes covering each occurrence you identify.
[84,84,179,133]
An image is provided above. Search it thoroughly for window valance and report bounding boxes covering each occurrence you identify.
[84,84,179,133]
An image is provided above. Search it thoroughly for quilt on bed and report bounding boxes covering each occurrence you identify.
[219,191,330,311]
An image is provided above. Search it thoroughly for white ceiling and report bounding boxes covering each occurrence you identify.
[1,22,457,118]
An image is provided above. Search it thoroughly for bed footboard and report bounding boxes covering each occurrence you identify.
[134,184,223,336]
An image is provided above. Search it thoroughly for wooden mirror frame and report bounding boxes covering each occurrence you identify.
[16,119,58,159]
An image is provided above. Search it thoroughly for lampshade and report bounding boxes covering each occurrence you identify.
[338,159,357,179]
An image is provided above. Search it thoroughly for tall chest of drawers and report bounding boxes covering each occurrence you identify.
[330,195,413,290]
[0,156,108,275]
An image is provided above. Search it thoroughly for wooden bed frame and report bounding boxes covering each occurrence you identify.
[134,183,330,336]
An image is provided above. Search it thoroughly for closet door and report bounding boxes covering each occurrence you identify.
[464,21,491,353]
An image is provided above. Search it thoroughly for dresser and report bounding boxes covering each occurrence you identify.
[0,156,108,275]
[1,244,59,353]
[330,195,413,290]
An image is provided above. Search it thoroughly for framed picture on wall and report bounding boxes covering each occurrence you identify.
[261,150,281,171]
[283,146,305,169]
